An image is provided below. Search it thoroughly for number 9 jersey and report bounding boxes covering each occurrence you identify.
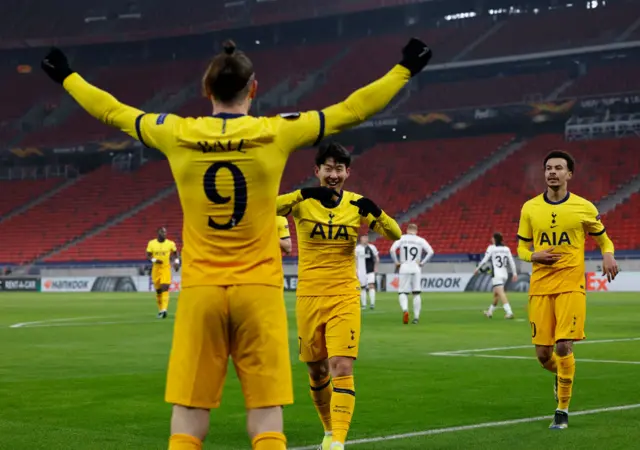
[133,111,330,288]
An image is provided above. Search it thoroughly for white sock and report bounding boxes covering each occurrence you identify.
[488,304,496,314]
[360,289,367,307]
[399,293,408,312]
[503,302,513,315]
[413,294,421,319]
[368,288,376,307]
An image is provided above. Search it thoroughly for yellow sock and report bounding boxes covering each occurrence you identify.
[168,433,202,450]
[156,293,163,312]
[161,291,170,311]
[252,431,286,450]
[557,353,576,410]
[310,374,332,433]
[542,352,558,373]
[331,375,355,444]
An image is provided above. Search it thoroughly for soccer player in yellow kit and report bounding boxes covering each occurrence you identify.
[516,150,619,430]
[41,38,432,450]
[277,142,402,450]
[146,226,180,318]
[277,216,292,255]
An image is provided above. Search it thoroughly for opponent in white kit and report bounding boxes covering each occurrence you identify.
[389,223,434,324]
[474,232,517,319]
[355,235,379,310]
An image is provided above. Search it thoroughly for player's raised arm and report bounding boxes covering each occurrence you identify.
[351,197,402,240]
[278,38,432,150]
[419,239,434,265]
[41,48,177,152]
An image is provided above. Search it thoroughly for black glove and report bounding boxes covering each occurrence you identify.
[399,38,432,77]
[41,47,74,84]
[301,187,338,203]
[350,197,382,218]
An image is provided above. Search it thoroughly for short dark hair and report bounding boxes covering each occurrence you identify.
[493,232,503,246]
[202,40,254,104]
[315,141,351,168]
[544,150,575,173]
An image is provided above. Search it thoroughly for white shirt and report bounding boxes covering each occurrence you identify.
[478,244,517,277]
[390,234,434,269]
[355,244,367,274]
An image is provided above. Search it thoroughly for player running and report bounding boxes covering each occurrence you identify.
[42,37,432,450]
[146,226,180,318]
[277,216,292,255]
[389,223,434,324]
[277,142,402,450]
[355,235,379,310]
[474,232,517,320]
[516,150,618,430]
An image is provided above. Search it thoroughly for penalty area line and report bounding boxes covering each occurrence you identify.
[289,403,640,450]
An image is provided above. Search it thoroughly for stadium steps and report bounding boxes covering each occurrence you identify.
[596,172,640,214]
[280,46,353,110]
[616,15,640,42]
[0,176,80,225]
[33,184,178,264]
[450,21,507,62]
[159,82,199,115]
[546,79,575,101]
[391,136,527,226]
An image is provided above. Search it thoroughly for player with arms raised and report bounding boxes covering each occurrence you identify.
[277,216,292,255]
[42,37,432,450]
[474,232,517,319]
[517,150,618,430]
[277,142,402,450]
[146,226,180,318]
[390,223,434,324]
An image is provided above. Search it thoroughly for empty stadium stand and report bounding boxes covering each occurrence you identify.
[464,3,638,60]
[0,178,65,218]
[394,135,640,256]
[0,162,173,264]
[596,192,640,251]
[400,71,567,112]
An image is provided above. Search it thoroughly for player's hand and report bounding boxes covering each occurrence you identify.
[350,197,382,218]
[399,38,432,77]
[512,275,518,283]
[531,247,562,265]
[41,47,74,84]
[300,186,339,203]
[394,263,400,273]
[602,253,619,282]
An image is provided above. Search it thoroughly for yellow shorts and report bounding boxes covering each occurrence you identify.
[152,267,171,289]
[296,294,361,363]
[528,292,586,346]
[165,285,293,410]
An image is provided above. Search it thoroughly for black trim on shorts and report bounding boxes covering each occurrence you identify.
[313,111,326,146]
[492,283,504,288]
[135,114,148,147]
[589,228,606,236]
[517,234,533,242]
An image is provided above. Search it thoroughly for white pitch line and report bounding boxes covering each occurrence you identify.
[471,354,640,365]
[9,316,118,329]
[289,403,640,450]
[433,337,640,355]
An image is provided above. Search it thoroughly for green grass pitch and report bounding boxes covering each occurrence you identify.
[1,291,640,449]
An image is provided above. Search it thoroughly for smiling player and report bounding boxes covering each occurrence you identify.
[277,142,402,450]
[516,150,618,429]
